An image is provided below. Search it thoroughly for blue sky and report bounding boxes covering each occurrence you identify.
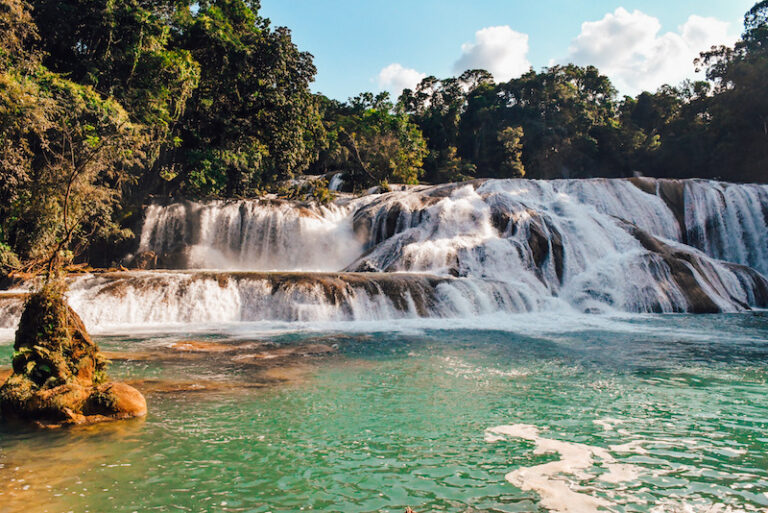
[259,0,755,100]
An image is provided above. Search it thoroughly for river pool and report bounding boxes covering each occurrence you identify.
[1,313,767,513]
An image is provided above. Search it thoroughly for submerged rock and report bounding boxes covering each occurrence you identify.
[170,340,240,353]
[233,343,336,365]
[126,378,265,394]
[0,282,146,427]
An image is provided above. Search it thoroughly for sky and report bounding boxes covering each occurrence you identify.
[259,0,755,101]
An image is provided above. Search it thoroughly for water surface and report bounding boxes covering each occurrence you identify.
[1,314,767,513]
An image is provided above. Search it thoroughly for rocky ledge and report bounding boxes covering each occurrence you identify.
[0,282,146,428]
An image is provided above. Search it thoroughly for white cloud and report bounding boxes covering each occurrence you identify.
[377,63,427,97]
[566,8,737,94]
[453,26,531,82]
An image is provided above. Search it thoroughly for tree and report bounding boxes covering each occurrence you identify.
[0,0,39,73]
[456,65,620,179]
[28,0,324,198]
[690,0,768,181]
[399,71,491,182]
[0,0,148,273]
[316,92,428,189]
[3,72,147,271]
[29,0,200,136]
[171,0,323,196]
[497,126,525,178]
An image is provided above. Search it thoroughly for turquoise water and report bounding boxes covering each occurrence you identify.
[1,314,767,513]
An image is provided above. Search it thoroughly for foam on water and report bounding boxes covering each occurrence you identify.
[486,424,641,513]
[1,301,762,343]
[486,423,767,513]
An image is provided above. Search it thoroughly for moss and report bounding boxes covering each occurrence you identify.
[0,374,34,412]
[275,178,336,205]
[11,280,96,387]
[0,243,20,279]
[1,281,111,422]
[84,387,118,415]
[1,281,146,426]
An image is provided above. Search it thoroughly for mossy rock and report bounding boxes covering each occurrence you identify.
[85,383,147,419]
[0,282,146,427]
[11,281,105,387]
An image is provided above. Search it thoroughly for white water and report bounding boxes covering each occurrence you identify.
[684,180,768,275]
[3,178,768,328]
[139,200,362,271]
[486,424,642,513]
[138,179,768,277]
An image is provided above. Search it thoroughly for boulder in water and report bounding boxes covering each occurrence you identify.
[0,282,147,427]
[130,250,158,270]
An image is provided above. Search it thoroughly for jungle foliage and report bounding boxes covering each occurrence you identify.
[0,0,767,272]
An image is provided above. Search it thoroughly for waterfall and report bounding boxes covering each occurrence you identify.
[138,199,363,271]
[0,272,542,329]
[342,179,768,314]
[328,173,345,191]
[3,178,768,329]
[683,180,768,275]
[136,179,768,277]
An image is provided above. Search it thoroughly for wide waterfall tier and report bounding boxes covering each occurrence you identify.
[0,272,542,329]
[138,179,768,274]
[0,261,762,330]
[126,179,768,315]
[3,179,767,329]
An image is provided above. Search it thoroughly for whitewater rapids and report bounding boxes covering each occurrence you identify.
[2,178,768,329]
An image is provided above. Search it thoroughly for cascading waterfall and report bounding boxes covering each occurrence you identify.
[138,199,362,271]
[344,179,768,314]
[0,272,535,329]
[683,180,768,275]
[3,178,768,328]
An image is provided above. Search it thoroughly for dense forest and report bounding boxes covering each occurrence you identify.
[0,0,767,274]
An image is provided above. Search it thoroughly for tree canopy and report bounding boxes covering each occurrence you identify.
[0,0,767,273]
